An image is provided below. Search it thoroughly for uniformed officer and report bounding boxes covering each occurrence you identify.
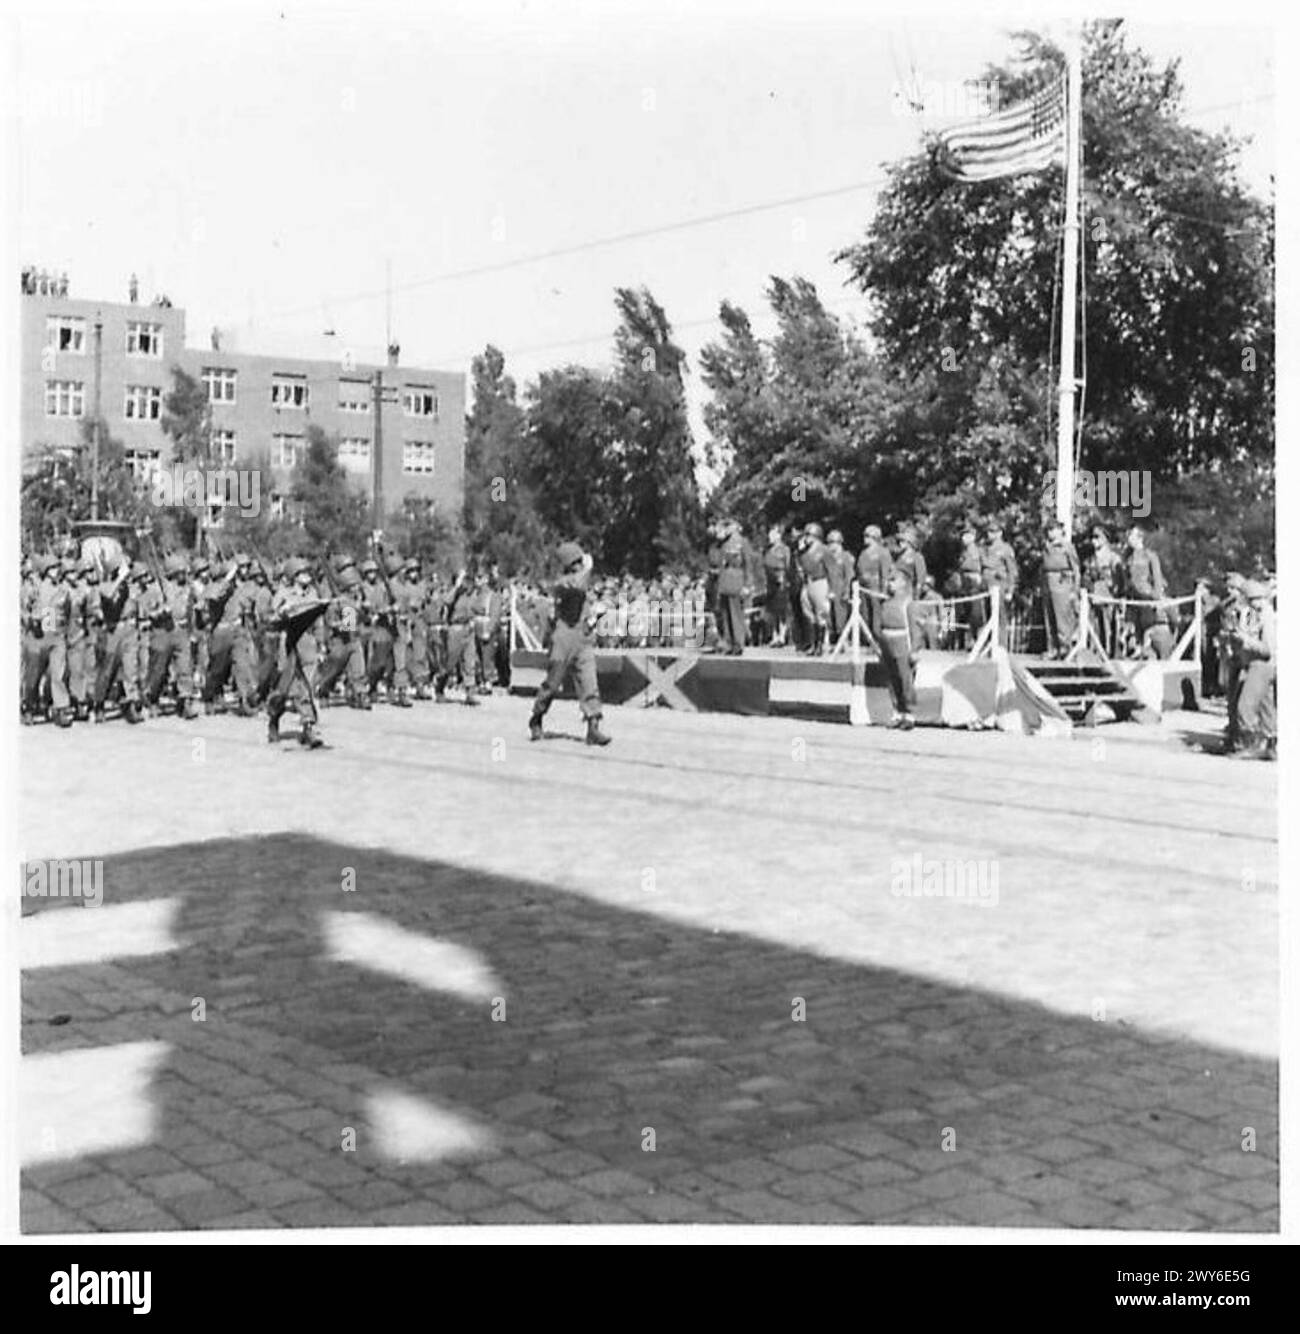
[1124,527,1166,655]
[855,524,893,644]
[796,523,832,655]
[715,520,751,655]
[762,524,791,647]
[528,541,610,746]
[1232,580,1276,760]
[1084,526,1123,655]
[877,567,923,729]
[955,526,985,646]
[824,529,855,646]
[982,521,1019,646]
[893,527,928,612]
[316,563,370,707]
[204,554,260,714]
[1041,520,1081,658]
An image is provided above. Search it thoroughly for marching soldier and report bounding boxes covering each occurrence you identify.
[144,553,199,717]
[93,557,143,724]
[66,556,100,720]
[266,557,328,748]
[1041,520,1081,658]
[528,541,611,746]
[203,553,260,714]
[22,554,74,728]
[316,562,370,708]
[437,566,482,704]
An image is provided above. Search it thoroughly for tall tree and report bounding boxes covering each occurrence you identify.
[291,424,370,552]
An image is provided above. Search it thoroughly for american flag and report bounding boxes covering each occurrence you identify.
[935,79,1066,183]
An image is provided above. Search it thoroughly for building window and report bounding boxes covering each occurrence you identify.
[338,437,371,474]
[44,379,85,417]
[203,367,237,403]
[339,383,371,413]
[403,387,439,418]
[124,449,161,483]
[271,375,309,409]
[45,316,86,353]
[124,384,163,420]
[402,441,436,474]
[126,321,164,357]
[211,429,236,464]
[272,434,303,468]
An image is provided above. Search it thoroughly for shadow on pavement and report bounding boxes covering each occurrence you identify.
[21,834,1278,1231]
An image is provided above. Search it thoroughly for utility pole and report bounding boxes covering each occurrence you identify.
[371,368,384,531]
[1054,25,1083,530]
[91,311,103,521]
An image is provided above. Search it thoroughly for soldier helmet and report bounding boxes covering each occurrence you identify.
[38,553,59,574]
[385,553,404,576]
[193,556,210,575]
[889,565,915,590]
[1241,579,1267,600]
[164,553,188,576]
[338,565,362,590]
[360,558,379,575]
[897,525,917,544]
[234,551,252,566]
[827,529,844,545]
[557,541,585,570]
[283,556,305,579]
[403,556,420,573]
[335,554,357,574]
[77,555,98,574]
[804,522,824,541]
[864,524,883,541]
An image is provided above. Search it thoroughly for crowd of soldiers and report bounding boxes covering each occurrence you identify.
[20,546,513,748]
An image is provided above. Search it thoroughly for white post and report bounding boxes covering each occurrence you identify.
[1055,28,1083,529]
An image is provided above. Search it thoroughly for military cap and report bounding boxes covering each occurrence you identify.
[864,525,883,541]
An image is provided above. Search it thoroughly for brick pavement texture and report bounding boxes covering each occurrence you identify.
[19,699,1277,1232]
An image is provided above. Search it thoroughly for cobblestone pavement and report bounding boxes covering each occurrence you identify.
[18,697,1278,1231]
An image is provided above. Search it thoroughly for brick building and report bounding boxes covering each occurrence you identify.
[20,271,465,525]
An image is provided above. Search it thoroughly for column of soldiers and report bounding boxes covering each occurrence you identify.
[20,546,515,747]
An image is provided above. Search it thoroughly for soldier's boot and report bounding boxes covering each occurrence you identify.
[93,706,106,725]
[585,714,612,747]
[462,689,481,706]
[299,722,325,750]
[123,700,143,725]
[54,708,74,729]
[267,715,281,744]
[393,689,412,709]
[180,698,199,720]
[529,710,545,742]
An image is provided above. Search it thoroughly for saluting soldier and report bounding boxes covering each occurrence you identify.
[528,540,611,746]
[877,566,923,730]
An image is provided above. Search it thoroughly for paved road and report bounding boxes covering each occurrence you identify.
[18,697,1278,1230]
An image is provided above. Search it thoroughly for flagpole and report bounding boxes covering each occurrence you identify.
[1055,25,1083,530]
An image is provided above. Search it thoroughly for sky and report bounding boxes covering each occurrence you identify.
[7,1,1276,462]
